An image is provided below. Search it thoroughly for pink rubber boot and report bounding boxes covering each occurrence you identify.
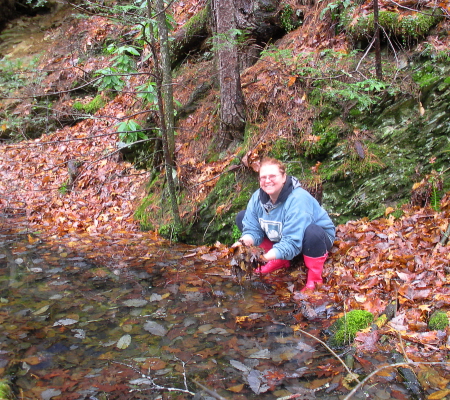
[255,238,290,274]
[301,253,327,291]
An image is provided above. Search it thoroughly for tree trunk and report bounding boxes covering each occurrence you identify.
[155,0,175,160]
[373,0,383,80]
[212,0,246,151]
[146,0,181,229]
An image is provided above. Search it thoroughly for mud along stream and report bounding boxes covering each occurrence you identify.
[0,227,420,400]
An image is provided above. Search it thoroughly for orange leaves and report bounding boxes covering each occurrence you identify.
[242,141,267,172]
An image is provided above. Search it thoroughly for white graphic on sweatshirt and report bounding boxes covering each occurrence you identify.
[259,218,282,242]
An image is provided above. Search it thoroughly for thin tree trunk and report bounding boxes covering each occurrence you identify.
[155,0,175,160]
[212,0,246,150]
[146,0,181,228]
[373,0,382,80]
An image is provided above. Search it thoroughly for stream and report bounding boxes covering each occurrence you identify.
[0,226,418,400]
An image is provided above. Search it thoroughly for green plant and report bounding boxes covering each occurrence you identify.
[137,81,158,105]
[26,0,48,8]
[232,224,241,242]
[106,44,141,72]
[320,0,353,32]
[116,119,148,143]
[58,181,69,195]
[0,55,41,97]
[260,46,294,67]
[94,67,125,91]
[428,310,449,330]
[328,310,374,347]
[159,223,181,242]
[280,5,300,32]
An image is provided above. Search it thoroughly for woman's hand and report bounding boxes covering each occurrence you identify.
[261,249,277,262]
[231,236,253,247]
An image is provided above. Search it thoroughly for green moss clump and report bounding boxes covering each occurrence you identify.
[328,310,374,347]
[0,380,13,400]
[73,95,106,114]
[428,310,449,331]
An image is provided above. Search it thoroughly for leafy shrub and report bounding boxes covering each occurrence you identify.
[94,67,125,91]
[137,81,158,105]
[116,119,147,143]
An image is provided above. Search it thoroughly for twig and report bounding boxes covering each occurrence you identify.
[295,328,356,377]
[342,361,450,400]
[192,380,228,400]
[113,361,195,395]
[355,35,376,74]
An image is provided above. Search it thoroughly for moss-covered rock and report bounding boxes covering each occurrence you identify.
[328,310,374,347]
[428,310,449,331]
[344,8,443,43]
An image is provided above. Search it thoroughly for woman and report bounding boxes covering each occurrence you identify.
[233,157,335,291]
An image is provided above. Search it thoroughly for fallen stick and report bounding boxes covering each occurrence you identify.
[392,351,425,400]
[440,223,450,246]
[342,361,449,400]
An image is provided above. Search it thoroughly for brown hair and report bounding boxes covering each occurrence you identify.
[260,157,286,175]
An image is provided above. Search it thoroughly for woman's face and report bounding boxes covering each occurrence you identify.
[259,164,286,200]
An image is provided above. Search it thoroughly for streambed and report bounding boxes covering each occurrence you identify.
[0,228,427,400]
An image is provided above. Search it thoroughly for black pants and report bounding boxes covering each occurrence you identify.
[236,210,333,258]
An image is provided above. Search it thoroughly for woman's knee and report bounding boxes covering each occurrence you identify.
[236,210,246,232]
[303,224,331,257]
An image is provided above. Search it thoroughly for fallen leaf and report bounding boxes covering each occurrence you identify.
[116,334,131,349]
[227,383,244,393]
[201,254,217,262]
[427,389,450,399]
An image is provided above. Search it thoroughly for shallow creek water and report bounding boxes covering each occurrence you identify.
[0,229,415,400]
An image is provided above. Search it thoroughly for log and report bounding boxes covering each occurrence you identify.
[392,352,425,400]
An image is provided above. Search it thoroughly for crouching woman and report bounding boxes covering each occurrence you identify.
[232,157,335,291]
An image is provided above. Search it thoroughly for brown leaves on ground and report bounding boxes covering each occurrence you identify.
[292,203,450,361]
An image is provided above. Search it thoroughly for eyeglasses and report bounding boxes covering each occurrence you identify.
[259,174,281,182]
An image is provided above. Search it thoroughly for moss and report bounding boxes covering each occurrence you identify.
[183,170,258,245]
[73,95,106,114]
[134,176,166,231]
[304,122,341,157]
[328,310,374,347]
[171,5,209,57]
[428,310,449,331]
[0,380,13,400]
[269,138,298,160]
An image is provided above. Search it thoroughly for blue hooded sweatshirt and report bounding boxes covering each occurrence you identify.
[241,176,335,260]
